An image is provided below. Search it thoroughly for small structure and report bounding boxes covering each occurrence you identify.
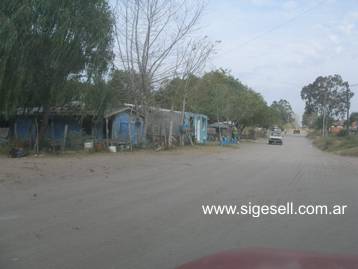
[208,122,230,141]
[105,107,144,146]
[146,107,208,144]
[329,120,345,135]
[208,122,240,144]
[5,103,103,149]
[183,112,208,144]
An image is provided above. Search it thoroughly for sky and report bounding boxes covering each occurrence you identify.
[201,0,358,118]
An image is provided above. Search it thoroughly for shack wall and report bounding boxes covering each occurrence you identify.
[111,112,144,145]
[146,109,208,144]
[13,116,103,145]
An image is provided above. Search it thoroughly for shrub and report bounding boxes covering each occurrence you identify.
[337,129,349,137]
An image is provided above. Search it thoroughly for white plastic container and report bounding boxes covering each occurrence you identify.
[108,146,117,153]
[84,141,94,150]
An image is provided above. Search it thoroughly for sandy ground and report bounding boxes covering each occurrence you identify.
[0,144,238,188]
[1,135,358,269]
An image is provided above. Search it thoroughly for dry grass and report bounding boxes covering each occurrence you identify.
[312,135,358,156]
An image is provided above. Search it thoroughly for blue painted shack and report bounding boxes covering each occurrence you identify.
[105,107,144,145]
[10,104,103,148]
[183,112,208,143]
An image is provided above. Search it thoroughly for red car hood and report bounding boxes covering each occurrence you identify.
[176,248,358,269]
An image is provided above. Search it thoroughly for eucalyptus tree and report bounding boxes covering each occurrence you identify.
[301,74,353,136]
[270,99,295,126]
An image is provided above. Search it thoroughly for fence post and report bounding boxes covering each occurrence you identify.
[168,120,173,147]
[63,124,68,153]
[105,118,109,146]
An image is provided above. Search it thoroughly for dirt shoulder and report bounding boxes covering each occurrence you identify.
[0,143,240,188]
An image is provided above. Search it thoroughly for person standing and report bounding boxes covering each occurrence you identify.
[232,126,238,143]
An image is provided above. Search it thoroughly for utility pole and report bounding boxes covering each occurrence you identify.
[322,106,326,136]
[322,91,328,137]
[346,86,350,134]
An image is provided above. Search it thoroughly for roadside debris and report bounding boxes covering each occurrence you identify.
[8,148,27,158]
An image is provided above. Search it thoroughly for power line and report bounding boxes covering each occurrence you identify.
[217,0,327,56]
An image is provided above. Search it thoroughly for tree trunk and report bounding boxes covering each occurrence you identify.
[346,108,350,134]
[38,106,50,148]
[129,109,133,151]
[322,107,326,136]
[346,91,350,134]
[14,122,18,140]
[168,120,173,148]
[34,118,39,154]
[62,124,68,153]
[180,96,186,146]
[105,118,109,147]
[142,107,149,145]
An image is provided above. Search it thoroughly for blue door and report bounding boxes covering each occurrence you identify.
[119,122,129,141]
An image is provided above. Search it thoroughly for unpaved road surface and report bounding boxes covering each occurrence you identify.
[1,135,358,269]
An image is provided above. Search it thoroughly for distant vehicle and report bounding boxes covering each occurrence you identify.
[271,126,281,132]
[293,129,301,134]
[268,130,283,145]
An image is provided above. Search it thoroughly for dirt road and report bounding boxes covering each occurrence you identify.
[1,135,358,268]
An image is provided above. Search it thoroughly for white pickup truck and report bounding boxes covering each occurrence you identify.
[268,130,283,145]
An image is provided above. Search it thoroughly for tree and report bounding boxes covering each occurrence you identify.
[301,74,354,136]
[350,112,358,124]
[302,110,317,128]
[175,37,216,145]
[0,0,114,142]
[156,69,275,130]
[114,0,205,140]
[189,70,239,122]
[270,99,295,127]
[107,69,138,106]
[227,88,270,129]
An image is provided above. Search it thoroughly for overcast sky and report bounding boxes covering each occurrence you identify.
[201,0,358,117]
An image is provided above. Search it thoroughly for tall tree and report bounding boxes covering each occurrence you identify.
[114,0,205,139]
[301,74,353,136]
[107,69,139,106]
[271,99,295,127]
[156,69,276,129]
[0,0,114,141]
[350,112,358,124]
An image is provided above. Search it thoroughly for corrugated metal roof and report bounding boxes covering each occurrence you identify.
[105,107,144,118]
[15,102,95,116]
